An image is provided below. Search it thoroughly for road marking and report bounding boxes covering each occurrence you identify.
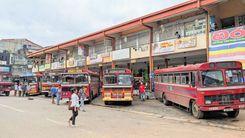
[0,103,25,113]
[46,118,94,134]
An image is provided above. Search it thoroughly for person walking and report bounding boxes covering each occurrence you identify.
[14,82,18,96]
[79,88,86,112]
[68,89,80,126]
[56,86,62,105]
[139,82,146,101]
[50,86,58,104]
[22,83,27,97]
[18,83,22,97]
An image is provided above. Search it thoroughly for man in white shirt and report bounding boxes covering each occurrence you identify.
[68,89,80,126]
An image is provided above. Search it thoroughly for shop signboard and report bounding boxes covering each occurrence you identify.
[153,39,175,56]
[45,54,52,63]
[39,65,45,72]
[90,56,102,64]
[0,60,7,65]
[67,58,75,67]
[51,62,59,69]
[75,59,85,67]
[0,66,10,72]
[209,26,245,69]
[45,63,51,70]
[112,48,130,61]
[176,36,196,49]
[32,65,38,73]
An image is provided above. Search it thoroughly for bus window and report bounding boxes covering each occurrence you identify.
[175,73,181,84]
[201,71,224,87]
[181,73,189,85]
[169,74,173,83]
[104,75,117,85]
[76,75,88,84]
[225,69,243,85]
[163,74,168,83]
[118,75,132,85]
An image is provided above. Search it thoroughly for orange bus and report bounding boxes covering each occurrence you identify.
[0,66,13,96]
[102,68,133,105]
[154,61,245,119]
[41,74,61,97]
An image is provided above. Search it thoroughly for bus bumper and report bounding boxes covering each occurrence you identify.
[103,97,133,102]
[200,104,245,112]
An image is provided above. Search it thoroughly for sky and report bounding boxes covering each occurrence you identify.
[0,0,187,47]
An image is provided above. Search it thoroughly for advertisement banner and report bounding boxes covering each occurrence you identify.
[176,36,196,49]
[0,61,7,65]
[153,39,175,56]
[90,56,102,64]
[39,65,45,72]
[78,46,84,56]
[45,54,52,63]
[209,26,245,69]
[67,58,75,67]
[45,64,51,70]
[0,66,10,72]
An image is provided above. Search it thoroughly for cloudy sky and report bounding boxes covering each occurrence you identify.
[0,0,187,47]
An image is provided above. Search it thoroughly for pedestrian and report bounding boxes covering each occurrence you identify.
[56,86,61,105]
[139,82,146,101]
[26,83,31,96]
[22,83,27,97]
[79,88,86,112]
[68,89,80,126]
[18,83,22,97]
[50,86,58,104]
[14,82,18,96]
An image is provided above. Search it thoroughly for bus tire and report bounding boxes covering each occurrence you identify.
[162,93,171,106]
[5,91,10,96]
[127,101,132,105]
[227,110,239,118]
[191,101,204,119]
[104,101,109,105]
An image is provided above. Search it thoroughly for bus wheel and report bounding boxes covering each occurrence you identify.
[104,101,109,105]
[127,101,132,105]
[227,110,239,118]
[162,93,171,106]
[191,101,204,119]
[5,91,10,96]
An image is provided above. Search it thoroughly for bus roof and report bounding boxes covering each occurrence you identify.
[62,69,98,75]
[155,61,242,74]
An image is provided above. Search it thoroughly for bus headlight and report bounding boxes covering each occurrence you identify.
[240,97,245,102]
[205,100,212,104]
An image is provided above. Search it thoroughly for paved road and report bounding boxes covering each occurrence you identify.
[0,96,244,138]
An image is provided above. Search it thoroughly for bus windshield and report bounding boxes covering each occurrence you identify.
[201,70,224,87]
[1,76,12,82]
[104,75,117,85]
[225,69,244,85]
[118,75,132,85]
[75,75,88,84]
[62,75,75,84]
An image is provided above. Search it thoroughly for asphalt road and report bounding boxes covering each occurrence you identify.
[0,96,245,138]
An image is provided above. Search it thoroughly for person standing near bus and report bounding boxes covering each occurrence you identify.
[56,86,61,105]
[14,82,18,96]
[139,82,146,101]
[50,86,57,104]
[79,88,86,112]
[22,83,27,97]
[18,83,22,97]
[68,89,80,126]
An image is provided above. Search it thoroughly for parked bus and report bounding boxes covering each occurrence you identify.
[60,69,99,102]
[102,68,133,105]
[20,74,42,95]
[0,72,13,96]
[154,61,245,119]
[41,74,61,97]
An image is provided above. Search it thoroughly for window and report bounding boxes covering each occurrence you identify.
[221,17,235,29]
[104,75,117,85]
[62,75,75,84]
[118,75,132,85]
[181,73,190,85]
[163,74,168,83]
[168,74,173,83]
[75,75,88,84]
[201,71,224,87]
[225,69,243,85]
[237,15,245,26]
[175,73,181,84]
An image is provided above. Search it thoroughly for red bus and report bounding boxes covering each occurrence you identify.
[0,72,13,96]
[154,61,245,119]
[102,68,133,105]
[41,74,61,97]
[60,69,100,102]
